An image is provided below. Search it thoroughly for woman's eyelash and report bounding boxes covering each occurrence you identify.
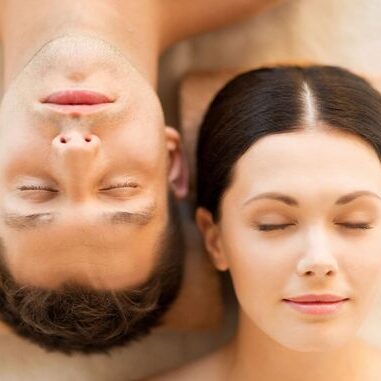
[256,223,373,232]
[336,222,373,230]
[256,223,295,232]
[18,185,58,192]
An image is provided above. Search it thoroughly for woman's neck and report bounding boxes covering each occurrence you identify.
[0,0,160,88]
[225,311,379,381]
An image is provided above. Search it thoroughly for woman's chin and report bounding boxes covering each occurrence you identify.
[276,335,351,353]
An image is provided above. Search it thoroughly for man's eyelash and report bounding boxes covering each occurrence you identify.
[100,182,138,191]
[18,183,139,192]
[18,185,58,192]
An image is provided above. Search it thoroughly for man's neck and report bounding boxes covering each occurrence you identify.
[0,0,161,89]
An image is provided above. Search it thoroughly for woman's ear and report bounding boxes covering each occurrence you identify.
[165,126,189,199]
[196,207,229,271]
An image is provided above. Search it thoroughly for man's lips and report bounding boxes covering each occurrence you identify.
[41,90,114,114]
[42,90,113,105]
[282,294,350,315]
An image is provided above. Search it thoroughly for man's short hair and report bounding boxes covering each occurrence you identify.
[0,194,184,354]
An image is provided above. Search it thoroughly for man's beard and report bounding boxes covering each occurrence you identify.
[0,196,184,354]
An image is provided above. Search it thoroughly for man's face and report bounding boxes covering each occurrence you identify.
[0,36,186,352]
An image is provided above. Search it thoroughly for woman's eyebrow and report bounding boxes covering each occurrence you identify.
[335,191,381,205]
[242,190,381,209]
[242,192,299,207]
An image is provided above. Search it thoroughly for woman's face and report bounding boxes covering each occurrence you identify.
[198,128,381,352]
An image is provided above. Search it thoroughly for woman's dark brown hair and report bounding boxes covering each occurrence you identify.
[196,66,381,219]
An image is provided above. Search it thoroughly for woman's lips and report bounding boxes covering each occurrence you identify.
[42,90,113,105]
[283,294,350,315]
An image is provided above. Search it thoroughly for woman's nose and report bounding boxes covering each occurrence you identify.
[296,228,339,278]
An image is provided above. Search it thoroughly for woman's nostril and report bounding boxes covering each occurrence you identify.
[84,137,92,143]
[60,137,67,144]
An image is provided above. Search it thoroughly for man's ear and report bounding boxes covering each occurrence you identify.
[165,126,189,199]
[196,207,229,271]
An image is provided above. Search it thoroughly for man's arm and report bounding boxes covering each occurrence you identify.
[158,0,284,51]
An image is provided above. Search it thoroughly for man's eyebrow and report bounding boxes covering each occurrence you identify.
[242,192,299,207]
[335,191,381,205]
[103,208,155,226]
[3,206,155,230]
[3,213,54,230]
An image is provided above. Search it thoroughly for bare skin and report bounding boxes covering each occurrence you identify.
[0,1,283,353]
[0,0,281,297]
[0,0,281,88]
[150,338,381,381]
[150,129,381,381]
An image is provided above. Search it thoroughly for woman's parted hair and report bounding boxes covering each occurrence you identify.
[196,66,381,219]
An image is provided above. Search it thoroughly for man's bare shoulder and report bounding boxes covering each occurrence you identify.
[145,346,229,381]
[158,0,283,50]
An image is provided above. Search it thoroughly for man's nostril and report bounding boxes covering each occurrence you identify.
[55,134,98,147]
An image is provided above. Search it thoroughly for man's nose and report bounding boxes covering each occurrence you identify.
[52,131,101,199]
[296,227,339,278]
[52,130,100,156]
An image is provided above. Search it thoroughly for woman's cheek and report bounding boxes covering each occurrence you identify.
[225,234,294,311]
[345,236,381,309]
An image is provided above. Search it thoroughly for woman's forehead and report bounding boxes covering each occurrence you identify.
[239,129,378,166]
[231,129,381,192]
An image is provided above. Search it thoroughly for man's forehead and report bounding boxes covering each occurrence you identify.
[1,211,164,289]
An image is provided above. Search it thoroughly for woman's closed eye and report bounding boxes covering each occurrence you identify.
[255,223,296,232]
[335,222,373,230]
[255,222,374,232]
